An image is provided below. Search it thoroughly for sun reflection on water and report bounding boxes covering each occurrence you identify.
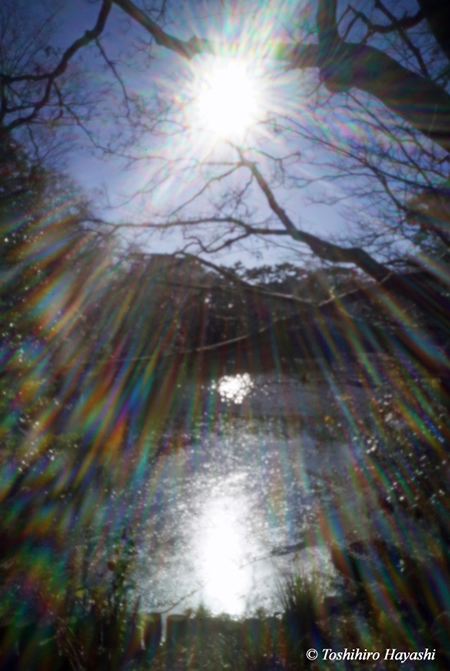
[213,373,254,404]
[197,492,251,615]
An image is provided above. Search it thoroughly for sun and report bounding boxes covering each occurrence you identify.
[194,58,262,139]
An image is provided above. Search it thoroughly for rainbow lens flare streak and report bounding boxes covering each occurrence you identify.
[1,53,449,655]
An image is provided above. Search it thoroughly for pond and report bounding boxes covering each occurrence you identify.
[3,359,442,641]
[101,368,401,620]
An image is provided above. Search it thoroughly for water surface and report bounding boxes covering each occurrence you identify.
[129,370,376,617]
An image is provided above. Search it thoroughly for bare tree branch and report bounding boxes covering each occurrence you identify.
[347,6,424,38]
[417,0,450,64]
[110,0,450,154]
[238,151,391,283]
[0,0,112,134]
[112,0,217,59]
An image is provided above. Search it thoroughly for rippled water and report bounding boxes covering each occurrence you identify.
[127,371,373,618]
[74,365,436,627]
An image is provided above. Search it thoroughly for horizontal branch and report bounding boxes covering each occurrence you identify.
[83,214,289,237]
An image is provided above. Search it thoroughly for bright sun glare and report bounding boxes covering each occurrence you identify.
[199,496,249,614]
[214,373,254,403]
[195,59,261,138]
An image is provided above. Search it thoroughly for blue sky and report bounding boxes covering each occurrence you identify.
[52,0,356,267]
